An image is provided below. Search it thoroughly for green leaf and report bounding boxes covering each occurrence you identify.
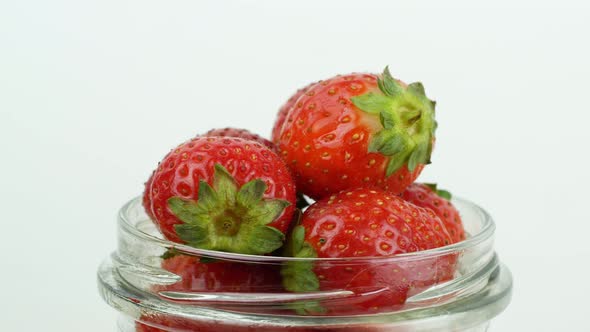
[237,179,266,207]
[245,199,291,226]
[379,110,395,130]
[247,226,285,254]
[367,131,388,153]
[281,225,319,291]
[386,156,407,177]
[436,189,452,200]
[283,262,319,292]
[197,181,219,211]
[160,248,180,260]
[280,225,325,314]
[424,183,438,192]
[165,163,293,255]
[379,134,406,155]
[281,260,319,292]
[198,256,217,263]
[378,66,403,96]
[175,223,209,246]
[167,197,201,224]
[408,144,428,172]
[424,183,452,200]
[290,300,326,315]
[407,82,426,96]
[356,66,436,180]
[212,164,238,205]
[291,225,305,255]
[350,93,392,114]
[400,108,422,124]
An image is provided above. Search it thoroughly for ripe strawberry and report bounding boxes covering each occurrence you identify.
[401,183,465,243]
[135,253,290,332]
[156,253,283,293]
[274,67,436,200]
[143,136,296,254]
[281,188,455,315]
[204,127,275,150]
[271,82,317,144]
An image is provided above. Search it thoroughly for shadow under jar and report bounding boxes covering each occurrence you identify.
[97,197,512,332]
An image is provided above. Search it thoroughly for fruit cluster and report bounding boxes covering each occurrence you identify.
[138,67,465,331]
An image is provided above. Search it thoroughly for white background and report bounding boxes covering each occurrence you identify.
[1,0,589,331]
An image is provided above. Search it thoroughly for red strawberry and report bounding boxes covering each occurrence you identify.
[271,81,317,144]
[143,136,296,255]
[281,187,455,315]
[401,183,465,243]
[156,253,283,293]
[135,253,284,332]
[204,127,275,150]
[274,67,436,200]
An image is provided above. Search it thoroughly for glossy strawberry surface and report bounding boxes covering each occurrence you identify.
[271,81,317,144]
[274,69,435,200]
[156,254,282,293]
[204,127,274,150]
[401,183,465,243]
[143,136,296,253]
[282,187,455,314]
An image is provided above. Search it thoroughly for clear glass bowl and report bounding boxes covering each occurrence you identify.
[97,197,512,332]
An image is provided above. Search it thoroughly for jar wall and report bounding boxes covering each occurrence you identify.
[117,315,493,332]
[98,197,511,332]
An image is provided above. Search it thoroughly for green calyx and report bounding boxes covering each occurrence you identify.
[168,164,290,255]
[424,183,452,200]
[281,224,325,314]
[351,66,437,175]
[282,225,319,292]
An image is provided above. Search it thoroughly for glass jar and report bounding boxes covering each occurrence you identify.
[97,197,512,332]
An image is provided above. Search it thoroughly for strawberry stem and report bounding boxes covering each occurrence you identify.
[351,66,437,175]
[168,164,289,255]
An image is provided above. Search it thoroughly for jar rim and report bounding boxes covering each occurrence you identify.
[118,196,495,263]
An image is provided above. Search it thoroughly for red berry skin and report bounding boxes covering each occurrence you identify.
[275,73,424,200]
[142,174,155,222]
[136,254,288,332]
[156,254,283,293]
[401,183,466,243]
[143,136,296,244]
[271,81,317,144]
[204,127,275,150]
[138,251,380,331]
[285,188,455,314]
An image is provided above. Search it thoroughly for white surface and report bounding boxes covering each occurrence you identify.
[1,1,589,331]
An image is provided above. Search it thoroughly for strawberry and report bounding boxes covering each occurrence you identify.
[135,253,283,332]
[156,253,283,293]
[274,67,436,200]
[401,183,465,243]
[271,82,317,144]
[201,128,314,211]
[143,136,296,255]
[204,127,275,150]
[281,188,455,314]
[138,253,379,331]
